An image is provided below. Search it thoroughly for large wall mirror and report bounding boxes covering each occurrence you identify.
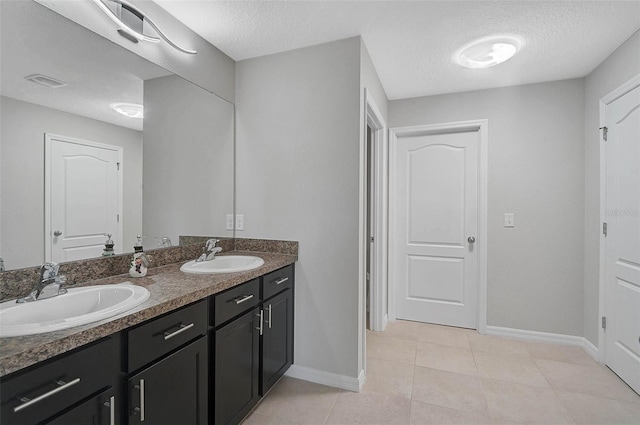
[0,0,234,271]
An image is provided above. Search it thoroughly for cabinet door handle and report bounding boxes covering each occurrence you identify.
[265,304,272,329]
[134,379,145,421]
[103,395,115,425]
[233,294,254,304]
[256,310,264,335]
[163,323,195,340]
[274,277,289,285]
[13,378,81,413]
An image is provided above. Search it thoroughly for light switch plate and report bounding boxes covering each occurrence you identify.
[235,214,244,231]
[226,214,234,230]
[504,213,515,227]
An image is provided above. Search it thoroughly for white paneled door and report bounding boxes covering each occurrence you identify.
[46,134,122,263]
[391,127,480,329]
[603,84,640,394]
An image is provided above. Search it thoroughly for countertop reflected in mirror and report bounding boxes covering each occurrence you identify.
[0,0,235,272]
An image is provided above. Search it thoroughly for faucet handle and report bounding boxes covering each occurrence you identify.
[39,262,59,280]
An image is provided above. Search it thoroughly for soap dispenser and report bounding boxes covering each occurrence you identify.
[102,234,115,256]
[134,235,144,253]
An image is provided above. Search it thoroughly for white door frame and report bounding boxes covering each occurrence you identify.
[365,89,389,332]
[388,120,488,333]
[44,133,124,262]
[598,74,640,363]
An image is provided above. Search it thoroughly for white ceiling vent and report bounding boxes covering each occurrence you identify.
[24,74,67,88]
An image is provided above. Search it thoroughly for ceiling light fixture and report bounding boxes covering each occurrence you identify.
[454,35,523,69]
[92,0,197,54]
[112,103,143,118]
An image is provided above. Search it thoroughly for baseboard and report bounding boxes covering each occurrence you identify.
[285,364,362,392]
[382,314,388,331]
[485,326,599,361]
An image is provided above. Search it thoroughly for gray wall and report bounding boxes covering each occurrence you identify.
[143,75,234,246]
[236,37,362,379]
[0,96,142,270]
[583,30,640,345]
[389,79,586,336]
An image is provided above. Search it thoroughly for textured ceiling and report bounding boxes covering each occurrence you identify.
[155,0,640,100]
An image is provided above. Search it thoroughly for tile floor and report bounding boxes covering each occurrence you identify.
[242,320,640,425]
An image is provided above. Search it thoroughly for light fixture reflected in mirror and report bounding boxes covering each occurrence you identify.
[454,34,523,69]
[112,102,143,118]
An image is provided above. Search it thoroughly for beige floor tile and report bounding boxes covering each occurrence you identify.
[473,351,550,388]
[557,391,640,425]
[467,333,531,357]
[481,378,575,425]
[412,366,488,413]
[536,359,640,403]
[373,320,420,341]
[364,357,414,399]
[325,390,411,425]
[410,400,493,425]
[241,411,277,425]
[523,341,600,367]
[417,323,472,349]
[254,377,341,425]
[415,341,478,376]
[367,333,418,364]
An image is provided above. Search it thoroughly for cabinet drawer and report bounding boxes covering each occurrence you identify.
[262,265,294,300]
[214,279,260,326]
[128,300,208,372]
[1,336,119,425]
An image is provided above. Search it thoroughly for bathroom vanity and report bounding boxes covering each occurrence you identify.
[0,252,296,425]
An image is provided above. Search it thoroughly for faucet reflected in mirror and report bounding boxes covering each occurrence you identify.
[0,0,235,271]
[16,262,67,303]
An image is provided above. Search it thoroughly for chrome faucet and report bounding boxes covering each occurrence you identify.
[196,239,222,262]
[16,262,67,303]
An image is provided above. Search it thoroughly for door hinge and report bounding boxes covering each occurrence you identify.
[117,214,120,223]
[603,222,608,237]
[117,162,120,171]
[600,126,608,142]
[602,316,606,330]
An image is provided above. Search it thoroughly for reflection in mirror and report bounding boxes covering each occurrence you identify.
[0,0,234,271]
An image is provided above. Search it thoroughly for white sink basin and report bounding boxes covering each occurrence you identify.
[180,256,265,274]
[0,283,150,337]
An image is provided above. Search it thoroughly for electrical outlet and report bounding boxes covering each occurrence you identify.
[226,214,234,230]
[504,213,515,227]
[235,214,244,231]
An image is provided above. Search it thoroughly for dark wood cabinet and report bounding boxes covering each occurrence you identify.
[128,335,208,425]
[214,308,261,425]
[48,387,119,425]
[0,336,120,425]
[212,264,295,425]
[261,287,294,395]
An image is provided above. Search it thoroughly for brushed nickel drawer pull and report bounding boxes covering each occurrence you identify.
[274,277,289,285]
[266,304,272,329]
[14,378,81,413]
[103,395,115,425]
[256,310,264,335]
[233,294,254,304]
[134,379,145,421]
[163,323,195,340]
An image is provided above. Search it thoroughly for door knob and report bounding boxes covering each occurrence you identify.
[53,230,62,237]
[467,236,476,244]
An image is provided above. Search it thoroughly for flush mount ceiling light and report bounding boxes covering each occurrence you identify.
[454,35,523,69]
[92,0,197,54]
[112,103,143,118]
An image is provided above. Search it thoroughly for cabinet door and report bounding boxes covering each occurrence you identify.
[214,308,260,425]
[261,289,294,395]
[128,336,207,425]
[48,388,118,425]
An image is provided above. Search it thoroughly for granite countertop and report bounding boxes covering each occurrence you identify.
[0,251,296,378]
